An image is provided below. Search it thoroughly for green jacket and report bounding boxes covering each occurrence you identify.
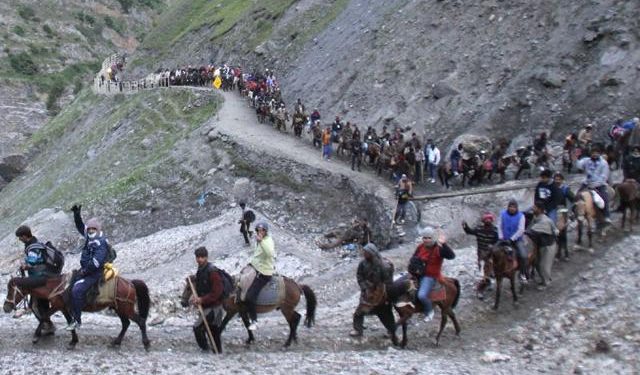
[250,235,276,276]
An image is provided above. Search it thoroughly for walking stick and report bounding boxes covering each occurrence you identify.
[187,277,219,355]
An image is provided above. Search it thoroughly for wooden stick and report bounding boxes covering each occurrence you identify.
[187,277,219,355]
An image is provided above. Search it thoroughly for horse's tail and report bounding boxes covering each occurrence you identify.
[132,280,150,320]
[451,278,461,309]
[300,285,317,328]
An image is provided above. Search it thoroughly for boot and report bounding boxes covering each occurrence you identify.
[193,325,209,350]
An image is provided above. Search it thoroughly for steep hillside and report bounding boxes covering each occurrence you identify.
[0,87,220,240]
[129,0,639,148]
[0,0,162,163]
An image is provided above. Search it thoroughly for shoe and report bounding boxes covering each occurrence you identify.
[65,321,80,331]
[423,310,434,322]
[536,284,547,291]
[349,329,363,337]
[453,172,459,176]
[519,275,528,284]
[248,320,258,331]
[604,217,612,224]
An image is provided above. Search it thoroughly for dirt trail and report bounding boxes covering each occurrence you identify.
[213,91,396,204]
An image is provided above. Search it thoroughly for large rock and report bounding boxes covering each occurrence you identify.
[446,134,493,159]
[0,154,27,182]
[232,177,255,205]
[536,70,566,88]
[431,81,459,99]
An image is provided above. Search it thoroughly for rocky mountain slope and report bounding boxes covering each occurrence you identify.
[127,0,640,149]
[0,0,161,172]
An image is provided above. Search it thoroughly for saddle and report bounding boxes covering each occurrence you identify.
[56,272,123,306]
[394,275,448,308]
[238,265,285,306]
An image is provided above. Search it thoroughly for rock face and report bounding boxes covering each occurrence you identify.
[128,0,640,149]
[0,154,27,183]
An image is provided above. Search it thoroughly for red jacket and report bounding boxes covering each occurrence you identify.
[413,242,455,280]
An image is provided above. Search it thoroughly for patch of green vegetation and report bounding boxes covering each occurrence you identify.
[17,5,36,21]
[42,24,56,38]
[138,0,295,54]
[75,12,96,26]
[104,16,126,35]
[8,90,220,218]
[117,0,163,13]
[8,52,38,75]
[12,25,25,37]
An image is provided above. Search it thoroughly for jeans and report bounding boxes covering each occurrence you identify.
[428,163,437,179]
[322,144,332,159]
[547,209,557,224]
[395,201,407,221]
[71,271,102,323]
[417,276,435,314]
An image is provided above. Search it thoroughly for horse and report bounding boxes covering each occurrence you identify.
[489,240,536,310]
[437,161,455,189]
[460,155,483,187]
[335,134,352,157]
[573,187,615,251]
[614,179,640,231]
[181,274,317,347]
[3,274,151,350]
[388,276,461,347]
[485,155,515,183]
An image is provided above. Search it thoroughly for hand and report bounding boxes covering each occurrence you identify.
[437,230,447,245]
[20,263,30,271]
[71,204,82,213]
[256,231,264,241]
[189,296,201,306]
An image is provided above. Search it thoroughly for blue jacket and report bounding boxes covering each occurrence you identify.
[499,209,525,242]
[80,234,108,275]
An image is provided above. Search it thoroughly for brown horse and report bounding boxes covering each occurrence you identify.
[489,240,537,310]
[614,179,640,231]
[388,276,461,347]
[181,274,317,347]
[3,274,150,350]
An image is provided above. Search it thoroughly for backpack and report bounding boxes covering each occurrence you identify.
[408,255,425,277]
[106,241,117,263]
[216,268,235,299]
[243,210,256,224]
[42,241,64,274]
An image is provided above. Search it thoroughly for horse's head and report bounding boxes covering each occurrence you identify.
[3,278,25,313]
[180,275,196,308]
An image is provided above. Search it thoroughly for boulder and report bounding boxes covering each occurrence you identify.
[446,134,493,159]
[232,177,255,205]
[0,154,27,182]
[432,81,459,99]
[536,70,566,88]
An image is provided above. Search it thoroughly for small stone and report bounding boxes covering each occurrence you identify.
[595,339,610,353]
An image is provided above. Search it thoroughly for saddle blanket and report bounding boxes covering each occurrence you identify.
[238,265,286,306]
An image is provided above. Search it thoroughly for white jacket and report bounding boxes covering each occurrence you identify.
[427,146,441,165]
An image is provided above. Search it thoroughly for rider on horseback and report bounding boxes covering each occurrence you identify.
[413,227,455,322]
[462,213,498,299]
[245,221,276,331]
[578,124,593,150]
[14,225,55,333]
[575,144,612,223]
[498,199,528,283]
[349,243,393,337]
[67,205,109,331]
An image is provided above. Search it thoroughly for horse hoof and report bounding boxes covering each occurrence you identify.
[31,336,40,344]
[110,341,121,348]
[492,305,499,311]
[144,341,151,351]
[67,343,76,350]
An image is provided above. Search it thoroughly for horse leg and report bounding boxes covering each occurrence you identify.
[587,218,594,251]
[283,308,301,347]
[393,307,411,348]
[239,311,255,344]
[448,310,461,336]
[435,307,448,346]
[377,305,399,346]
[493,276,502,310]
[32,321,43,344]
[111,313,130,347]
